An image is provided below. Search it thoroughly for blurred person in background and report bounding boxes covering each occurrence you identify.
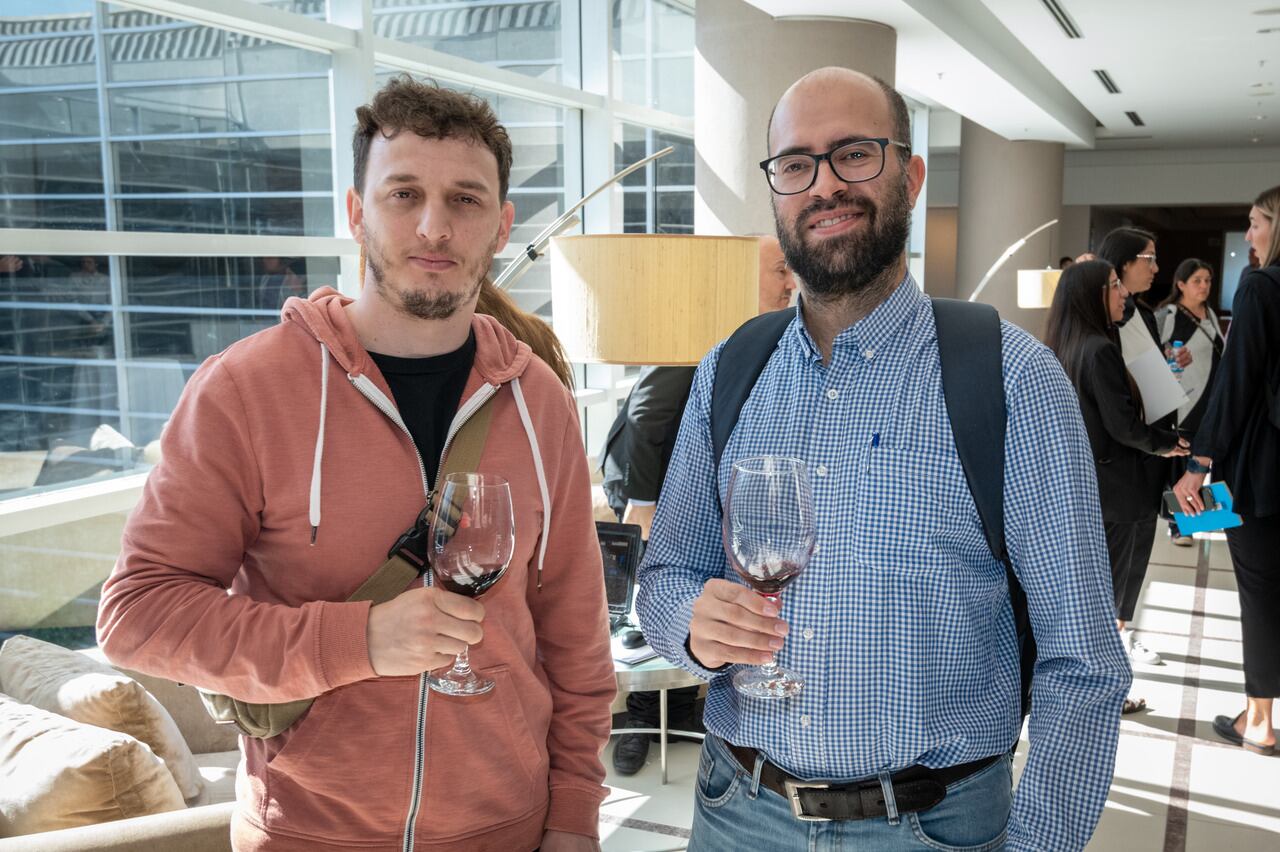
[1175,184,1280,756]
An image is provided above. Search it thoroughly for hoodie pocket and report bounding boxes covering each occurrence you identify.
[419,663,550,842]
[259,676,418,842]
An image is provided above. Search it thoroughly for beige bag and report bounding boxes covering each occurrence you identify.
[198,397,496,738]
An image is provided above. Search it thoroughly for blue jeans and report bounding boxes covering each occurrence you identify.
[689,734,1012,852]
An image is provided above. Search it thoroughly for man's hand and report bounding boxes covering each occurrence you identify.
[540,829,600,852]
[688,578,788,669]
[367,586,485,676]
[1173,465,1210,514]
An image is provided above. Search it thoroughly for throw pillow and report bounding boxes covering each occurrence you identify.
[0,693,184,836]
[0,636,203,800]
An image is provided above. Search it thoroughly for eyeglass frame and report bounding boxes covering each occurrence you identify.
[758,138,912,195]
[1135,253,1158,264]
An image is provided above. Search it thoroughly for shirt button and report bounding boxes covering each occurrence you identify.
[816,464,828,477]
[803,628,814,640]
[826,388,839,400]
[800,715,811,727]
[813,543,821,554]
[864,348,876,360]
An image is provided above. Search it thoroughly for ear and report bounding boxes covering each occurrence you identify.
[493,199,516,254]
[905,154,926,208]
[347,187,364,243]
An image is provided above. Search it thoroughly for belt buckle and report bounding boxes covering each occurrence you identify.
[782,778,831,822]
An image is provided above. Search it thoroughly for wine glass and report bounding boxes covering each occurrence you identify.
[722,456,815,699]
[426,473,515,697]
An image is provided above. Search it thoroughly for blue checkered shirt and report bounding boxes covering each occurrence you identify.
[636,276,1132,851]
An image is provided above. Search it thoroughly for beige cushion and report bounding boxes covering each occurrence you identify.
[0,636,203,800]
[0,693,185,837]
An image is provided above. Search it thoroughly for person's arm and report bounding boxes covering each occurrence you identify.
[528,389,617,842]
[95,357,377,703]
[1086,341,1183,455]
[1002,344,1133,851]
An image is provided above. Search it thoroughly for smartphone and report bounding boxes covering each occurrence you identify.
[1163,486,1218,515]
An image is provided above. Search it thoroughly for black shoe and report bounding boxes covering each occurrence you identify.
[612,725,651,775]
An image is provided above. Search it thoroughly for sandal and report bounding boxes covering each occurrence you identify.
[1122,697,1147,714]
[1213,712,1276,755]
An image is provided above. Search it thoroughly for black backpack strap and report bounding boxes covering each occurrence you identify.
[932,297,1034,719]
[711,308,794,470]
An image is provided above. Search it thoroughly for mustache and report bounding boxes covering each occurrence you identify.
[405,242,462,263]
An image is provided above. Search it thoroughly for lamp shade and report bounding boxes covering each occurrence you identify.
[550,234,759,365]
[1016,268,1062,309]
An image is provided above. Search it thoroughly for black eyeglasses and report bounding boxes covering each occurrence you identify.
[759,138,911,195]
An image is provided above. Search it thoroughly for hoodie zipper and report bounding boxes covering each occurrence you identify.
[347,374,498,852]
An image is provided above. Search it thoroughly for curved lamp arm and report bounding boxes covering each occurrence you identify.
[967,218,1058,303]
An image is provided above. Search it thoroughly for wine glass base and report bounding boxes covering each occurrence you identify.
[733,665,804,699]
[427,670,495,696]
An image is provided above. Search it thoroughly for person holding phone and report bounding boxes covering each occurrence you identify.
[1175,184,1280,756]
[1045,260,1189,713]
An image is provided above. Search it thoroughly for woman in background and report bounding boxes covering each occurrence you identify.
[1155,259,1223,545]
[1046,259,1189,714]
[1175,184,1280,755]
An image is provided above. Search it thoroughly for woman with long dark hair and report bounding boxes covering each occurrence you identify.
[1046,259,1189,713]
[1175,184,1280,755]
[1155,259,1223,545]
[1096,227,1188,665]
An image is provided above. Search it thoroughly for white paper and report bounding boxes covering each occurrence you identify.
[1125,346,1189,424]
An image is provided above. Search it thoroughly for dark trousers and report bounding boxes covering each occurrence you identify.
[1226,513,1280,698]
[1104,517,1158,622]
[625,686,699,726]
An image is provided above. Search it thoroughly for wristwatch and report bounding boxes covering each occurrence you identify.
[1186,457,1211,474]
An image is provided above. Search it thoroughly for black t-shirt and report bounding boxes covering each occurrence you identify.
[368,330,476,490]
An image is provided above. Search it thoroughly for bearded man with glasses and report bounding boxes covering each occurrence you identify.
[636,67,1130,852]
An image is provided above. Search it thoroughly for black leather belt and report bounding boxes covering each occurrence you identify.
[724,739,1002,822]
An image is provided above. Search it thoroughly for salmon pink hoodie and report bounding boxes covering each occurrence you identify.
[97,289,616,851]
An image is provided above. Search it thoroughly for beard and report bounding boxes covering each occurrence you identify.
[364,226,498,321]
[775,171,913,299]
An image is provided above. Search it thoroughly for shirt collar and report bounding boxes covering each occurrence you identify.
[791,271,923,362]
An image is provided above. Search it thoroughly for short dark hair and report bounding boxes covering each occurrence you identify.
[1097,227,1156,282]
[766,73,911,161]
[352,74,512,199]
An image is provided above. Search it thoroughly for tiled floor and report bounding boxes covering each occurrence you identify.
[600,532,1280,850]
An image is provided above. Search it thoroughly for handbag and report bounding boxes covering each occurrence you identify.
[197,395,496,738]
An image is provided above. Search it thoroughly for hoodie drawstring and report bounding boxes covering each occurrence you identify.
[511,377,550,590]
[310,342,329,544]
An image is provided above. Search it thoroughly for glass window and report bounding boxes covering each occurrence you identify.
[373,0,569,85]
[0,91,101,141]
[0,252,339,494]
[615,122,693,235]
[611,0,693,117]
[0,1,98,89]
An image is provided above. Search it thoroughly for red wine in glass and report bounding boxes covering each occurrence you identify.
[723,456,815,699]
[426,472,514,697]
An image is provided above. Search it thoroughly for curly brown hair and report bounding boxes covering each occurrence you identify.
[353,74,513,200]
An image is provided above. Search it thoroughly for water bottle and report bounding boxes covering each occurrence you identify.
[1168,340,1184,378]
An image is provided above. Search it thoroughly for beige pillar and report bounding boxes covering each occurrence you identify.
[955,118,1064,337]
[695,0,896,236]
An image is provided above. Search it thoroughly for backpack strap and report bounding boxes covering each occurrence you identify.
[711,308,794,473]
[931,297,1034,720]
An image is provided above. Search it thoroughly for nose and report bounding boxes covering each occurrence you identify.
[416,198,452,243]
[807,157,848,200]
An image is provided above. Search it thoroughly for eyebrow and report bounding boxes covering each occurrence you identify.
[772,135,869,159]
[381,174,492,193]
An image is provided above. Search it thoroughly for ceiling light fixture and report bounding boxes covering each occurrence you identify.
[1125,111,1145,127]
[1038,0,1083,38]
[1259,26,1280,33]
[1093,69,1121,94]
[1253,7,1280,14]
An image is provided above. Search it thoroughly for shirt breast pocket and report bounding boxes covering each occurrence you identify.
[853,445,985,571]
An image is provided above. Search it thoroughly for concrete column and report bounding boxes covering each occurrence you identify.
[694,0,896,236]
[956,118,1064,336]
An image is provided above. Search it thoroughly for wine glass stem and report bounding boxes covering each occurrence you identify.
[452,645,473,677]
[759,592,781,675]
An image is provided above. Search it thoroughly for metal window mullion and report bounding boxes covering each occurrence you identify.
[645,126,656,233]
[90,3,133,441]
[104,71,331,89]
[0,228,356,258]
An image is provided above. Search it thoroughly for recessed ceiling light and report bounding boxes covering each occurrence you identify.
[1254,114,1269,120]
[1253,6,1280,13]
[1252,136,1264,143]
[1259,26,1280,33]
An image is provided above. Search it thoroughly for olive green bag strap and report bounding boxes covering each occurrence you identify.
[198,392,498,738]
